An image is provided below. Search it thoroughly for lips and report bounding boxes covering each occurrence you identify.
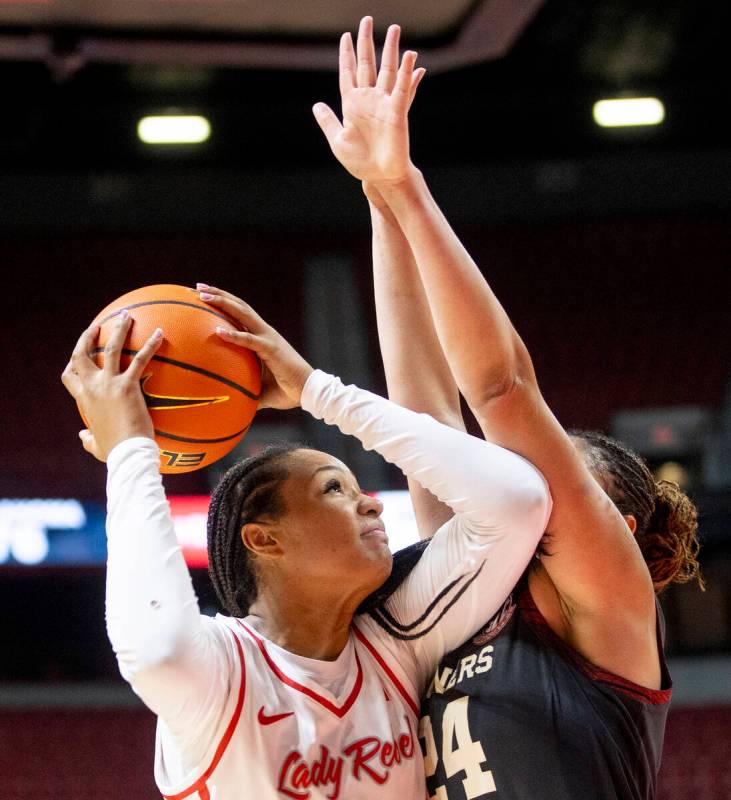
[361,521,388,544]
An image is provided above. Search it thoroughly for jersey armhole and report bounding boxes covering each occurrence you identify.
[520,589,672,705]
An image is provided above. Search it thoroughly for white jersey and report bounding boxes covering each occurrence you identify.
[105,370,552,800]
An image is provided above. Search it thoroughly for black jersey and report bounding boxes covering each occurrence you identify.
[419,582,672,800]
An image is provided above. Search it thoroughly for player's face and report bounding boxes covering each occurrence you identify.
[274,449,392,597]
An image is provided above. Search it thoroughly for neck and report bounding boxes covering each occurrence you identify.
[248,581,365,661]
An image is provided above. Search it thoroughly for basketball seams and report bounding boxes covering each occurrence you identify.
[155,423,252,445]
[90,348,261,401]
[98,299,235,327]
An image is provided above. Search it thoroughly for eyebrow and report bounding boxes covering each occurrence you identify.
[312,465,362,494]
[313,465,347,476]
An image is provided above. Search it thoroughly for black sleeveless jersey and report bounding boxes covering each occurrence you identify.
[419,583,672,800]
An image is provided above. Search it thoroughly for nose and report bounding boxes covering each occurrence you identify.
[358,492,383,517]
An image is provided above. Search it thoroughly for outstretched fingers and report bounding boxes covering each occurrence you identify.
[339,31,357,97]
[312,101,343,146]
[407,67,426,111]
[376,24,401,92]
[356,16,377,88]
[391,50,418,114]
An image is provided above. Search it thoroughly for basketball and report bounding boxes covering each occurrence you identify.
[84,284,261,473]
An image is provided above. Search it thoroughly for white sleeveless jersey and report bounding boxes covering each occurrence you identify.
[157,617,424,800]
[105,371,551,800]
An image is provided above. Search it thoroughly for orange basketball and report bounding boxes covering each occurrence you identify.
[85,284,261,473]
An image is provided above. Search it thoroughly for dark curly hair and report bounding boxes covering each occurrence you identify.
[570,430,704,593]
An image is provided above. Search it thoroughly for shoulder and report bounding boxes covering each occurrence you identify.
[203,613,254,667]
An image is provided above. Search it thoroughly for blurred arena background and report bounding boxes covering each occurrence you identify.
[1,1,729,798]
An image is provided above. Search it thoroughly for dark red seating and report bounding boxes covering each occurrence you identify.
[1,703,729,799]
[659,705,731,800]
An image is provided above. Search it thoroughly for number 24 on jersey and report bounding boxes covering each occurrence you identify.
[420,697,497,800]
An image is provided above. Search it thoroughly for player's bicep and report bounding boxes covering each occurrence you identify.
[473,383,654,614]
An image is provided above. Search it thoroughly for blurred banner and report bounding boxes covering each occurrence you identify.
[0,491,420,568]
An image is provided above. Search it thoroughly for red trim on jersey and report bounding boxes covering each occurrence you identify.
[352,624,419,718]
[520,589,672,706]
[162,628,247,800]
[236,620,363,718]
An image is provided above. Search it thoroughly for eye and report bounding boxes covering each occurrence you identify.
[324,477,343,494]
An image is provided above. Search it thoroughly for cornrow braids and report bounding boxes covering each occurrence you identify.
[207,442,311,617]
[570,429,704,593]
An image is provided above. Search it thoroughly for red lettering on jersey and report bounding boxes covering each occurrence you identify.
[276,716,415,798]
[343,715,415,786]
[277,746,342,799]
[344,737,387,783]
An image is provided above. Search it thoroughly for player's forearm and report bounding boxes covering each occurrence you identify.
[105,437,202,683]
[376,167,534,412]
[371,200,463,537]
[302,370,550,535]
[371,200,462,423]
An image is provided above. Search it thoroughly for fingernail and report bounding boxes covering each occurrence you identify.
[200,292,214,301]
[196,282,209,290]
[119,309,129,321]
[216,326,229,336]
[152,328,163,341]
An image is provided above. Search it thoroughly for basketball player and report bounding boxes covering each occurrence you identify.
[314,17,703,799]
[61,292,551,798]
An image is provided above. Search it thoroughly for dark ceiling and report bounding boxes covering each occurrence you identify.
[1,0,728,173]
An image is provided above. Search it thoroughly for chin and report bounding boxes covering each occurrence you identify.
[360,546,392,581]
[374,548,394,581]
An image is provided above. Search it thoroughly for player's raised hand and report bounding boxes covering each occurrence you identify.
[61,313,162,461]
[312,16,425,186]
[197,284,313,411]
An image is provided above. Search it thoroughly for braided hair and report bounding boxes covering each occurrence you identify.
[207,442,312,617]
[570,430,704,593]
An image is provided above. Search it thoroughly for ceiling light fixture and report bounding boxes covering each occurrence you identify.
[592,98,665,128]
[137,115,211,144]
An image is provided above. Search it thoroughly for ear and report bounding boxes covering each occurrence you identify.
[623,514,638,535]
[241,523,284,558]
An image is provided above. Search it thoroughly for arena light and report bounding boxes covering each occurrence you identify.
[592,97,665,128]
[137,115,211,144]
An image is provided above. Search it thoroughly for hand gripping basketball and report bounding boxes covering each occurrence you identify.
[61,311,163,461]
[196,284,314,411]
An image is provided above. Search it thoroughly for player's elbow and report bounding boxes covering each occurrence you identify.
[505,470,553,540]
[467,340,536,409]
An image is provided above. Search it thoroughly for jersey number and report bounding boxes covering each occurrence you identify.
[420,697,497,799]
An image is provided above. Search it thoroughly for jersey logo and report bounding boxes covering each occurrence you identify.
[140,374,229,410]
[277,714,416,799]
[472,592,516,645]
[257,706,295,726]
